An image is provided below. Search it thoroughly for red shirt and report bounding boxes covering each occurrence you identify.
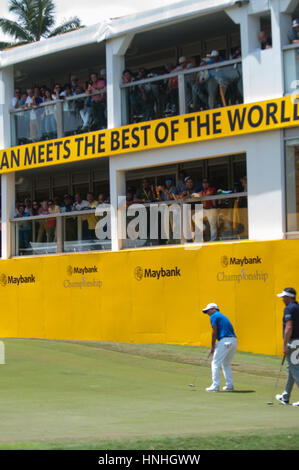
[91,80,106,102]
[199,187,216,209]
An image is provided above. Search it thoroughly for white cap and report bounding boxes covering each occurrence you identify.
[179,56,187,64]
[210,50,219,57]
[277,290,296,298]
[202,302,219,313]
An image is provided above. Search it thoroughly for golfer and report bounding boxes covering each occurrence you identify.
[202,303,237,392]
[276,288,299,407]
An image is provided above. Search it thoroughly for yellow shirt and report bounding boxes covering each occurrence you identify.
[85,201,98,230]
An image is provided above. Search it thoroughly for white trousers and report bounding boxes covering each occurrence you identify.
[211,337,238,388]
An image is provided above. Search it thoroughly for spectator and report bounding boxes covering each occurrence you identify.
[122,69,147,120]
[12,88,22,109]
[97,193,106,205]
[258,31,272,49]
[70,75,84,94]
[40,85,47,100]
[292,18,299,43]
[138,67,159,120]
[134,178,155,203]
[53,195,62,208]
[42,89,56,139]
[198,178,217,242]
[191,59,209,111]
[33,87,44,138]
[61,194,73,213]
[24,198,32,216]
[15,204,31,249]
[62,84,77,135]
[83,192,98,241]
[37,200,49,242]
[14,201,21,217]
[205,50,225,109]
[159,178,178,201]
[72,193,88,211]
[177,170,187,194]
[25,88,39,142]
[179,176,197,199]
[31,201,40,216]
[87,72,106,130]
[126,190,134,208]
[46,199,60,242]
[51,83,62,100]
[20,93,27,107]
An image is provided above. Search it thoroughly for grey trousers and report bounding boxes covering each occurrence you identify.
[284,340,299,399]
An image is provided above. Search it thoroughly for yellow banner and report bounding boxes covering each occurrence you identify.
[0,239,298,356]
[1,95,299,173]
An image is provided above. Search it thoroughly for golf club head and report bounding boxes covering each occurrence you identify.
[189,383,195,387]
[266,402,273,405]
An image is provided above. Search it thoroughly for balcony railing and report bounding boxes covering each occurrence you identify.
[11,208,111,256]
[283,43,299,95]
[123,192,247,248]
[120,59,243,125]
[11,192,247,256]
[10,91,106,146]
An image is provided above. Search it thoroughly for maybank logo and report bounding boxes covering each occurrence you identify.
[0,273,36,287]
[67,265,98,276]
[221,256,262,267]
[134,266,181,281]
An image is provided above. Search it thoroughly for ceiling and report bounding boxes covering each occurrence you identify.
[14,42,106,88]
[126,10,239,59]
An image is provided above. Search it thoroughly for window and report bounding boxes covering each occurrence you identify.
[286,139,299,233]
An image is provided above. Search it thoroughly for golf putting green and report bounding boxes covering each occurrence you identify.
[0,339,298,450]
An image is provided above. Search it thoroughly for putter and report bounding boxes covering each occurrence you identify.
[266,356,286,405]
[188,353,211,388]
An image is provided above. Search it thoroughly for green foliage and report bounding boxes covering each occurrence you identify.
[0,0,82,49]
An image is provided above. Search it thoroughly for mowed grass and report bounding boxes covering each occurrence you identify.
[0,339,298,450]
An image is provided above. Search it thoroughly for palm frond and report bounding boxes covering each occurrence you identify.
[0,40,29,50]
[0,18,34,42]
[47,17,82,38]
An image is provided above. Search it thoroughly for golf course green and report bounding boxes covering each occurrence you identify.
[0,339,298,450]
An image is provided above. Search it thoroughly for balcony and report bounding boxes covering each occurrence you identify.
[10,91,106,146]
[121,59,243,125]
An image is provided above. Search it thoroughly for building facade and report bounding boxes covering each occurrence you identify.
[0,0,298,355]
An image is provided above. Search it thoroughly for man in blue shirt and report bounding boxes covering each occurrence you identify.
[276,288,299,406]
[202,302,238,392]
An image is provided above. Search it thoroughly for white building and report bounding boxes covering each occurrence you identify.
[0,0,298,355]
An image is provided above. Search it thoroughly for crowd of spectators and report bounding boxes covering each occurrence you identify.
[126,172,247,242]
[15,173,247,249]
[14,191,109,249]
[12,71,107,144]
[122,47,243,122]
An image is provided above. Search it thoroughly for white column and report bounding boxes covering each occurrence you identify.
[226,1,291,102]
[106,34,134,129]
[246,130,285,240]
[0,66,15,259]
[1,173,15,258]
[109,163,126,251]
